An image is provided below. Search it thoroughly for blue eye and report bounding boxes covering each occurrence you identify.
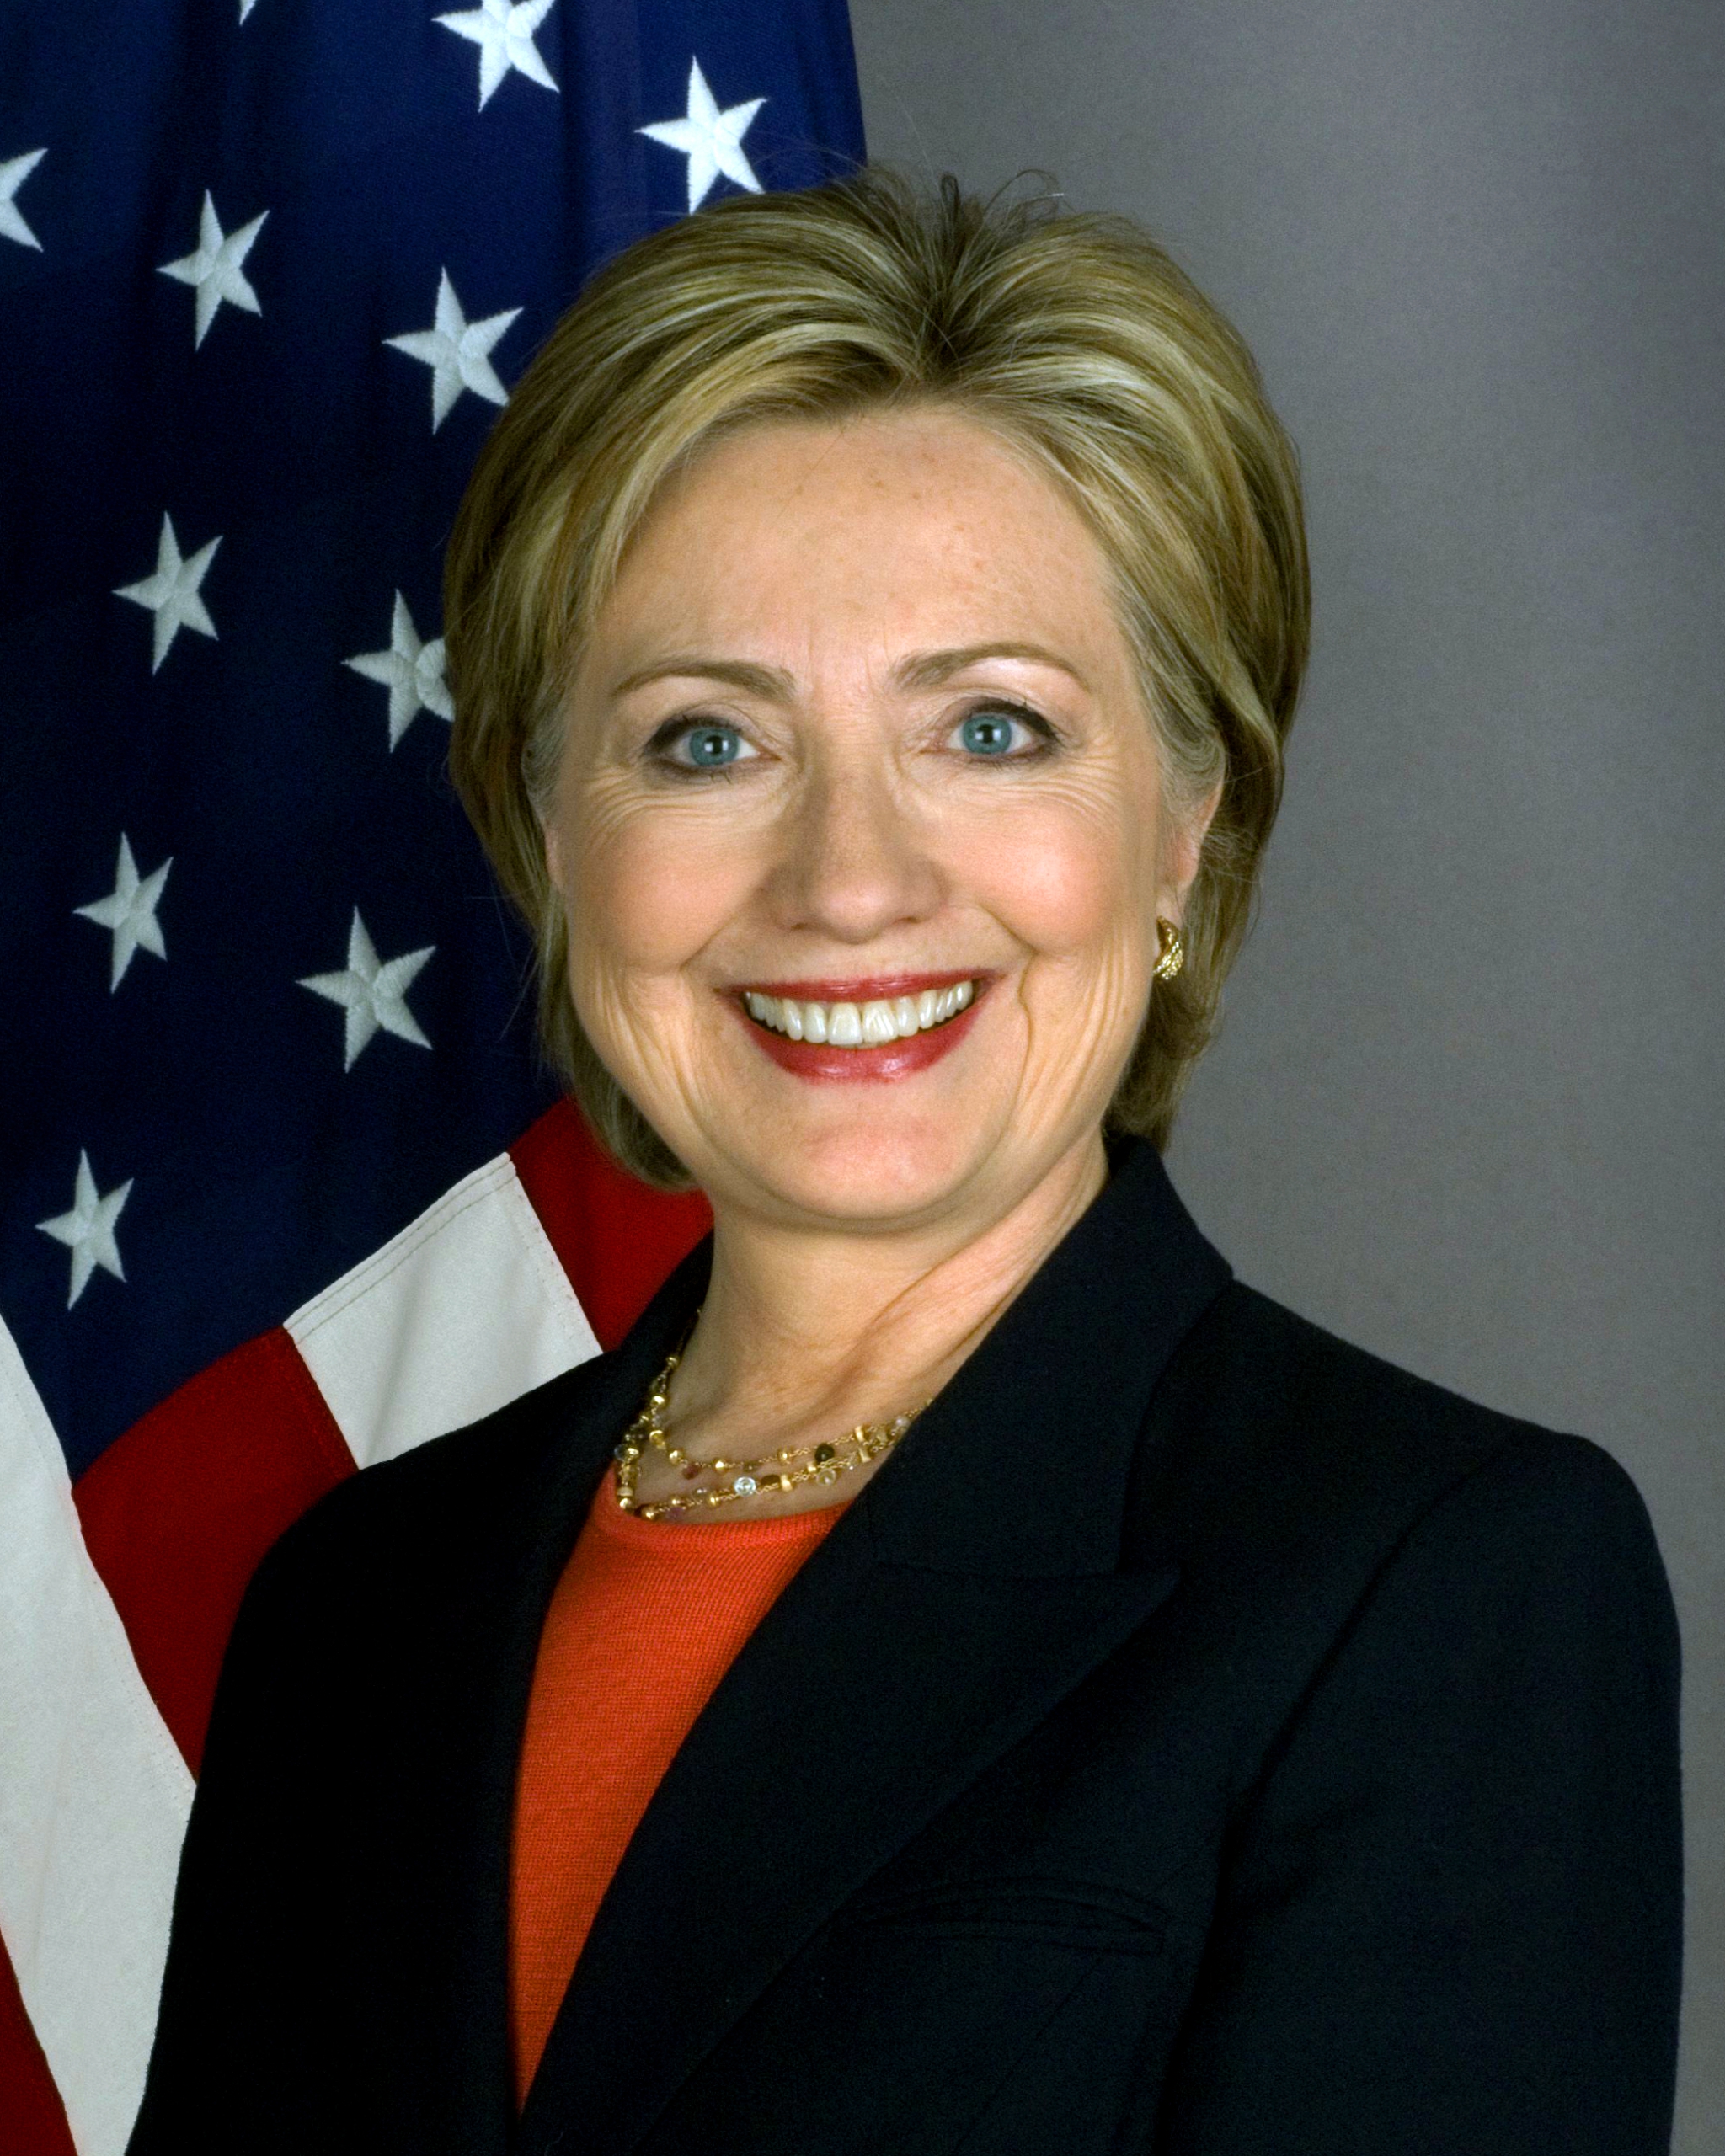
[955,707,1043,759]
[665,723,751,771]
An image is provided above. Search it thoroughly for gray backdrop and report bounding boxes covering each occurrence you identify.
[846,2,1723,2146]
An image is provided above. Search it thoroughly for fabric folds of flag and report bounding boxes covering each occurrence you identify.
[0,7,864,2150]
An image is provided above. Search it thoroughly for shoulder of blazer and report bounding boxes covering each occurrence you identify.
[1101,1278,1680,1885]
[243,1240,706,1630]
[1123,1275,1667,1631]
[229,1351,617,1652]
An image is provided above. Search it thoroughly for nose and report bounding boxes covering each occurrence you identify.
[761,750,944,945]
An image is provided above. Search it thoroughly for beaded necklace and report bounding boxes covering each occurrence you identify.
[613,1331,924,1521]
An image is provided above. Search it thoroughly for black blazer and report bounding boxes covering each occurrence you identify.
[128,1140,1682,2155]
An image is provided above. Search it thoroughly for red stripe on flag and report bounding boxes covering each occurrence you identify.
[510,1100,710,1351]
[71,1106,702,1783]
[0,1927,77,2156]
[74,1328,354,1774]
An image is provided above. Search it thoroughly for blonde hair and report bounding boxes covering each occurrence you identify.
[446,168,1309,1187]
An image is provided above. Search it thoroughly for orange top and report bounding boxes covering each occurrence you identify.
[509,1462,843,2105]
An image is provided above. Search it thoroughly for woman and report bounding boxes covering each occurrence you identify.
[128,172,1681,2154]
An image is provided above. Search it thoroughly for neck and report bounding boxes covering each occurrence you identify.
[670,1131,1111,1447]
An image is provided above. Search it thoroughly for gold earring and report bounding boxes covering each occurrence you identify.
[1153,917,1185,981]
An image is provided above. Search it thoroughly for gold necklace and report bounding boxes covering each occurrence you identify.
[612,1338,924,1520]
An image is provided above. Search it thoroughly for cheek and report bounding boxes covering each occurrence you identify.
[566,794,756,982]
[961,792,1158,965]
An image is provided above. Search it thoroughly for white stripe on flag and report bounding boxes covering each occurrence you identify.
[286,1151,601,1468]
[0,1312,195,2156]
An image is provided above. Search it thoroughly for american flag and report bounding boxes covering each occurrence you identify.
[0,6,863,2148]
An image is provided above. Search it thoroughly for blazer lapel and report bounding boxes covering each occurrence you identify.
[518,1141,1230,2155]
[378,1243,714,2151]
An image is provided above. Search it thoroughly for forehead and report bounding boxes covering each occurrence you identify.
[590,408,1130,684]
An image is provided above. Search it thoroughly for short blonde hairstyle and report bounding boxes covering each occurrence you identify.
[446,168,1309,1187]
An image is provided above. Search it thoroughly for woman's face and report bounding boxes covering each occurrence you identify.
[545,408,1212,1235]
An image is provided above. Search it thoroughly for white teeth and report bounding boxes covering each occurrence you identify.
[741,981,981,1046]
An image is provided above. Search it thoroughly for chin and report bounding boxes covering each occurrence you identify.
[714,1113,1000,1228]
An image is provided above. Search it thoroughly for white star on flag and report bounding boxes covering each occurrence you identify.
[37,1151,133,1309]
[74,835,173,989]
[239,1,259,19]
[344,594,453,749]
[300,910,435,1070]
[114,514,222,672]
[158,191,268,348]
[386,270,521,430]
[436,0,559,109]
[638,59,765,213]
[1,147,47,250]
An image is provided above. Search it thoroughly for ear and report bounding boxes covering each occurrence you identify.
[539,803,568,899]
[1162,777,1223,918]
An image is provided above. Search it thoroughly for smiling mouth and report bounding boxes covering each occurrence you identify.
[740,979,979,1047]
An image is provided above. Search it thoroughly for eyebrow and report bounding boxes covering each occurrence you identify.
[608,642,1091,702]
[893,642,1092,693]
[609,655,798,701]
